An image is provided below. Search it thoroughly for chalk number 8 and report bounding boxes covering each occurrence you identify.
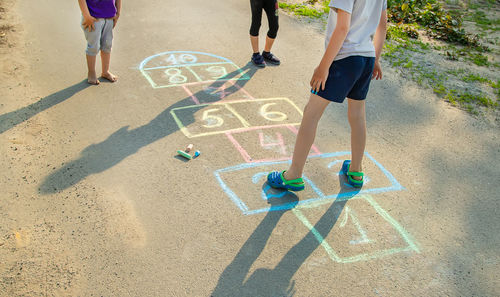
[164,68,187,84]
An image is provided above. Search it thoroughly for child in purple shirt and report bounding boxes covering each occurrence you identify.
[78,0,121,85]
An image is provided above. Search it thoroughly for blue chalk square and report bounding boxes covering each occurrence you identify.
[214,152,404,215]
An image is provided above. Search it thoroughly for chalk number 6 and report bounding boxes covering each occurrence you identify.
[260,103,287,122]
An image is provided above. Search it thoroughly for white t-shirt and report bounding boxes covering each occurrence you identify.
[325,0,387,60]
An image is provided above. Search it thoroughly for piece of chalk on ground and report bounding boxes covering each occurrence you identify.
[185,144,194,152]
[194,151,201,157]
[177,150,192,160]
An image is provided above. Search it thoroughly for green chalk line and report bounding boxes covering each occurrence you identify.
[292,194,420,263]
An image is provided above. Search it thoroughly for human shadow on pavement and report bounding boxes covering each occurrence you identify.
[39,64,258,194]
[0,80,90,134]
[211,177,356,297]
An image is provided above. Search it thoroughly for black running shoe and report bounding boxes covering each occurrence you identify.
[251,53,266,68]
[262,51,281,65]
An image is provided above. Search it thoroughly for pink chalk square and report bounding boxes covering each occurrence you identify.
[225,125,321,163]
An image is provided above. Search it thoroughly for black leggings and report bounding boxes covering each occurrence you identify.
[250,0,279,39]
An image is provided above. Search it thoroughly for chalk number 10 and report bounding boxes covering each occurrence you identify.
[165,53,198,65]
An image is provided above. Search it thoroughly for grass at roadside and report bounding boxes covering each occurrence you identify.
[383,24,498,114]
[278,1,330,19]
[279,0,499,117]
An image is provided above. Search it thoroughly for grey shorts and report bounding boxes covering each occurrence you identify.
[82,17,114,56]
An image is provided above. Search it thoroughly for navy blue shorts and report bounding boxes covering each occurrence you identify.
[312,56,375,103]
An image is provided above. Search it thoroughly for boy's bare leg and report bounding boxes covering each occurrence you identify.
[264,36,275,52]
[250,35,260,53]
[100,51,117,82]
[86,54,99,85]
[347,98,366,180]
[284,94,330,180]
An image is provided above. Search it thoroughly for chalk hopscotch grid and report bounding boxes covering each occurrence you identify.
[141,64,250,89]
[181,80,257,105]
[293,194,420,263]
[140,51,236,69]
[138,51,419,263]
[141,61,231,71]
[139,51,251,89]
[214,152,404,215]
[170,98,304,138]
[225,125,322,163]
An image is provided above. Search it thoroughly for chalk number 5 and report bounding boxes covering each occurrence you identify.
[202,108,224,128]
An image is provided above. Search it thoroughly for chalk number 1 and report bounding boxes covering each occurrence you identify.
[340,207,372,245]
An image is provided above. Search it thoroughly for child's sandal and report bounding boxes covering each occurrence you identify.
[267,170,305,192]
[341,160,364,188]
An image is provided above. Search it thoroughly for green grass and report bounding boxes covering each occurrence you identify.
[278,2,328,18]
[466,10,500,32]
[403,60,413,68]
[383,34,498,113]
[388,0,482,47]
[466,52,490,66]
[446,68,466,76]
[434,84,447,96]
[462,73,491,84]
[283,0,499,116]
[441,44,492,67]
[444,89,495,114]
[490,80,500,100]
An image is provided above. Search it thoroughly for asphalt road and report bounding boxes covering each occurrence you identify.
[1,0,499,296]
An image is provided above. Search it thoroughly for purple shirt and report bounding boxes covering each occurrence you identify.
[86,0,117,19]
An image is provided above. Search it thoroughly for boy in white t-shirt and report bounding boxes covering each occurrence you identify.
[267,0,387,190]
